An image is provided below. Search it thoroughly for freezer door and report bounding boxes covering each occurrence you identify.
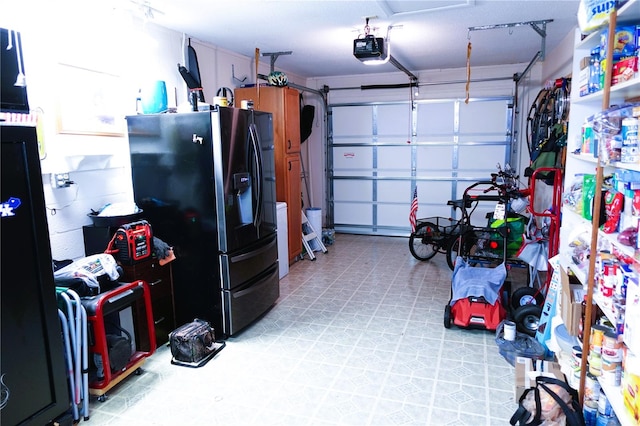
[222,262,279,336]
[212,108,277,253]
[220,233,278,290]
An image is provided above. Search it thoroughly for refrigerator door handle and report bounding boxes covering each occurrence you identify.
[232,264,278,298]
[248,123,263,229]
[229,235,277,264]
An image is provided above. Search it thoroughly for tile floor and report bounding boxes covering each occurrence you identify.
[85,234,517,425]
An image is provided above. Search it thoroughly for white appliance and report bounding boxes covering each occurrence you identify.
[276,202,289,278]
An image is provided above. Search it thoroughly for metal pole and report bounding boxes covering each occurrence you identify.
[389,55,418,81]
[468,19,553,61]
[579,8,616,407]
[328,75,513,92]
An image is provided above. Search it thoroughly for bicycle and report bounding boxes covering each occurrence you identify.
[450,165,530,265]
[409,164,528,271]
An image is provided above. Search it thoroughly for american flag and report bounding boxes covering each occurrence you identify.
[409,187,418,232]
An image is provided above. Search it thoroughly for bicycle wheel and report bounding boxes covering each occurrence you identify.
[446,235,460,271]
[450,229,488,268]
[409,221,439,261]
[458,229,480,259]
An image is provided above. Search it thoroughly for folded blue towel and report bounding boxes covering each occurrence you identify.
[450,257,506,306]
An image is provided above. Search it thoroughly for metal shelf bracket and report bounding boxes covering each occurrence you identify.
[468,19,554,61]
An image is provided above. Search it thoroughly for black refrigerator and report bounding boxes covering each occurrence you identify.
[126,108,279,338]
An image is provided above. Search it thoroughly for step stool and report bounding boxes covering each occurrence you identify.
[301,210,327,260]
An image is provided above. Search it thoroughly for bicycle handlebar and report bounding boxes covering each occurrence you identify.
[463,180,509,201]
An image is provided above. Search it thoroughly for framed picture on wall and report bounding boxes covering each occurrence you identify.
[56,64,126,136]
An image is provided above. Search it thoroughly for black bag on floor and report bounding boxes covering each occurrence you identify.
[510,375,585,426]
[169,319,225,368]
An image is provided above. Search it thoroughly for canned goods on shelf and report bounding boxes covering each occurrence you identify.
[584,373,601,402]
[597,389,613,417]
[583,400,598,426]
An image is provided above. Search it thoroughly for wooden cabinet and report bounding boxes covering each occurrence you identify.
[283,87,301,155]
[121,258,176,346]
[235,86,303,262]
[286,154,302,259]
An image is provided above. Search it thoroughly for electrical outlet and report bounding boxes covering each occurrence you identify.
[51,173,71,188]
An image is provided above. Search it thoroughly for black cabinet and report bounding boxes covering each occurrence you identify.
[121,258,176,346]
[1,126,70,425]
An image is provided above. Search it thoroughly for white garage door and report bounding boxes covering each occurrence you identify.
[329,97,514,235]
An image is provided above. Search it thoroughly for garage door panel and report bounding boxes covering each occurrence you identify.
[417,180,454,207]
[334,180,372,202]
[457,145,507,173]
[378,181,411,203]
[333,147,373,173]
[459,101,508,133]
[378,104,412,135]
[335,202,372,225]
[377,204,412,227]
[417,146,453,172]
[378,146,411,171]
[417,102,454,135]
[333,106,373,135]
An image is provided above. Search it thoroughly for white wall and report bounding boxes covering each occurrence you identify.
[2,1,576,260]
[1,2,305,260]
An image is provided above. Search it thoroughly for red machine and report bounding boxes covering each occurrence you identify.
[445,257,508,332]
[449,295,507,330]
[81,280,156,401]
[106,220,153,265]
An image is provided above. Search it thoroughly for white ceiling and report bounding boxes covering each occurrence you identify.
[145,0,580,79]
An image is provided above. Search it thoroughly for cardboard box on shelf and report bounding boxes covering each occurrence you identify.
[599,25,640,62]
[612,56,638,86]
[560,268,585,337]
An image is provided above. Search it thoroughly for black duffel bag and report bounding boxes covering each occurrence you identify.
[169,319,225,368]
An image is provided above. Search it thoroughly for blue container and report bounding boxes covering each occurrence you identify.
[583,401,598,426]
[141,80,168,114]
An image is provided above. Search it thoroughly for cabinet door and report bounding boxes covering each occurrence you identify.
[286,155,302,261]
[1,128,70,425]
[121,259,176,346]
[284,87,301,154]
